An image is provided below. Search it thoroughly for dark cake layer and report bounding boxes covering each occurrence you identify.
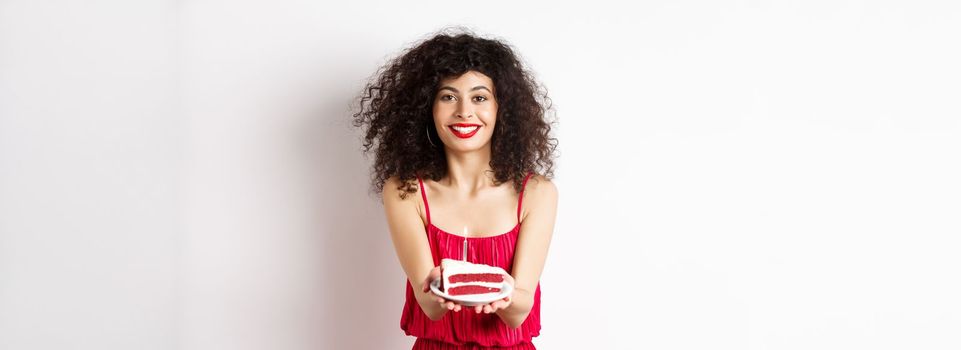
[448,285,501,296]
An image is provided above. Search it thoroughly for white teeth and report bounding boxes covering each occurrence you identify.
[451,126,479,133]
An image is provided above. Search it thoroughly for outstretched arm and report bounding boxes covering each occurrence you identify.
[496,176,558,329]
[382,176,450,320]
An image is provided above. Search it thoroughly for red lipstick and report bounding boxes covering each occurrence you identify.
[448,123,481,139]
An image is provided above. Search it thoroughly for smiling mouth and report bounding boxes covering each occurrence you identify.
[448,124,481,138]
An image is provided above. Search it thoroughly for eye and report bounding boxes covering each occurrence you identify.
[440,94,456,101]
[473,95,488,102]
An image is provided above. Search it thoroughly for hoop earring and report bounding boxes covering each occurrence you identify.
[426,125,438,147]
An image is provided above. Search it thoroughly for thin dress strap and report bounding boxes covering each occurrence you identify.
[417,176,431,226]
[517,172,534,224]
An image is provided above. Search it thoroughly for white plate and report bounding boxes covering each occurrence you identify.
[429,279,513,306]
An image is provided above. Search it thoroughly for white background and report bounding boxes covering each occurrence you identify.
[1,1,959,349]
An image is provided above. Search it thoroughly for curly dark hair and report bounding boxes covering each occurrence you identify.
[353,28,557,199]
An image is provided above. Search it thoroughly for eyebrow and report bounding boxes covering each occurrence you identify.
[438,85,493,94]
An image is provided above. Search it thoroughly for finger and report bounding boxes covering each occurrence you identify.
[454,304,461,312]
[475,305,483,313]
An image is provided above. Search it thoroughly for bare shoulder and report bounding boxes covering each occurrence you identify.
[382,175,423,217]
[381,176,398,203]
[524,174,558,202]
[382,176,401,199]
[382,176,415,203]
[520,174,558,223]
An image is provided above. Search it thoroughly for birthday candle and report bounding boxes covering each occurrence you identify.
[462,226,468,261]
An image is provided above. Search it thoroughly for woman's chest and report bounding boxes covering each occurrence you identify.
[424,193,520,237]
[430,229,519,271]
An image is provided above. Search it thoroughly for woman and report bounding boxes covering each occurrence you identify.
[354,29,558,349]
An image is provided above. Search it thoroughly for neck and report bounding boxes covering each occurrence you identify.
[443,145,494,193]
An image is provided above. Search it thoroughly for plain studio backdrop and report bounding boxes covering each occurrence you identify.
[1,1,959,349]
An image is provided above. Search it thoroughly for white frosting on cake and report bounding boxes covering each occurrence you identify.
[440,258,508,294]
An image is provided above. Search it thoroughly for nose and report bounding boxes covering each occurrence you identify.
[456,101,473,119]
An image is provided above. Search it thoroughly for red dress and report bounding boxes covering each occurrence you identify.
[401,173,541,349]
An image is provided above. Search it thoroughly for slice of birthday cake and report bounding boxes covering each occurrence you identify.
[440,258,508,296]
